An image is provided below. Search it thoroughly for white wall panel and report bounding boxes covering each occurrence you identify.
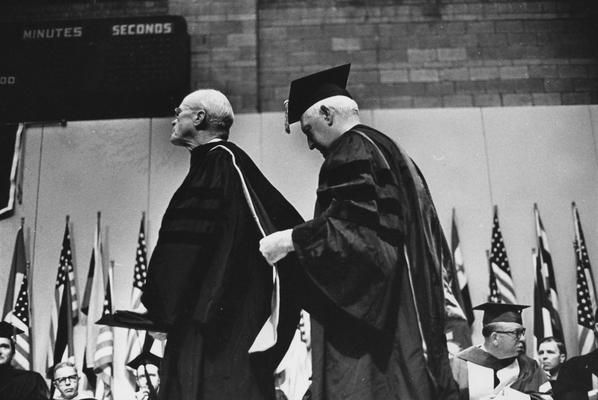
[483,106,598,354]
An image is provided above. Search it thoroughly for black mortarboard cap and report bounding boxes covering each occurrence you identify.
[286,64,352,126]
[96,310,168,333]
[126,351,162,370]
[473,302,529,325]
[0,321,23,338]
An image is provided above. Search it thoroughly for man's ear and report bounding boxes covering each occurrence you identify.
[193,109,207,130]
[320,105,333,126]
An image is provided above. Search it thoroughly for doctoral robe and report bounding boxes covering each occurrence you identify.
[451,346,547,400]
[0,365,49,400]
[291,124,458,399]
[553,349,598,400]
[142,140,304,400]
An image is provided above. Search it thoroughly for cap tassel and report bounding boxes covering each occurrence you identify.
[283,100,290,134]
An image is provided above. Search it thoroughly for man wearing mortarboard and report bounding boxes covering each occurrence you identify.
[451,303,548,399]
[127,349,161,400]
[259,64,459,400]
[0,321,50,400]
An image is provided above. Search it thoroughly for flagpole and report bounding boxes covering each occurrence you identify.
[22,216,34,370]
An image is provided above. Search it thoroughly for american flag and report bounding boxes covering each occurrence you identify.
[451,208,474,325]
[489,206,517,304]
[94,262,114,400]
[47,218,79,375]
[573,202,597,355]
[487,250,501,303]
[533,204,564,351]
[3,224,32,370]
[83,213,108,395]
[125,213,149,380]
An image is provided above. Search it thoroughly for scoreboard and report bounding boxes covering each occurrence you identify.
[0,16,190,122]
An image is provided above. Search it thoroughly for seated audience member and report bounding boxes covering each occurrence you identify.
[0,321,49,400]
[554,346,598,400]
[127,350,161,400]
[52,361,95,400]
[537,337,566,394]
[451,303,548,400]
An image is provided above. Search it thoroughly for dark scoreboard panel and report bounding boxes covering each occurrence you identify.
[0,16,190,122]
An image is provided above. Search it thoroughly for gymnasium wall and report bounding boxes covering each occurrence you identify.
[0,104,596,396]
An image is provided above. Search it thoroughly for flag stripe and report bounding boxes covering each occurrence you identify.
[489,206,516,304]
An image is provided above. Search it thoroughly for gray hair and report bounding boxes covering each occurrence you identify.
[305,95,359,120]
[184,89,234,134]
[53,360,77,377]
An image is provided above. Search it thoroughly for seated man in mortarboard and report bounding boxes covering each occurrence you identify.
[127,350,161,400]
[0,321,50,400]
[451,303,548,400]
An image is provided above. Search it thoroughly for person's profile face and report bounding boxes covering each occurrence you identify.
[492,322,526,357]
[170,96,200,146]
[54,366,79,399]
[300,109,332,156]
[538,341,565,373]
[0,338,14,366]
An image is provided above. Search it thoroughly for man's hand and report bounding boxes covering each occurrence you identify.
[259,229,294,265]
[134,387,150,400]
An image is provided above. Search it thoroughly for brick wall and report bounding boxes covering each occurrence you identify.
[169,0,258,111]
[2,0,597,112]
[258,0,598,112]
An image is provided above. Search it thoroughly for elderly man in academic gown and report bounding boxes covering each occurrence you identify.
[141,89,304,400]
[451,303,548,400]
[260,64,458,400]
[0,321,49,400]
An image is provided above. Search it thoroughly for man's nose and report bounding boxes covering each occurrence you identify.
[307,137,315,150]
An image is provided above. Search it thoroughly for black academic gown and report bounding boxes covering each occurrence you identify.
[0,365,49,400]
[142,141,304,400]
[553,349,598,400]
[291,125,458,400]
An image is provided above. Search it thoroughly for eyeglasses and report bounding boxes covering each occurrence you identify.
[54,374,78,384]
[174,106,200,118]
[494,328,526,339]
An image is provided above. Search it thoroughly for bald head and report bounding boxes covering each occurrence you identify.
[181,89,234,134]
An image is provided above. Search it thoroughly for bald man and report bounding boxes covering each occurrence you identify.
[142,89,304,400]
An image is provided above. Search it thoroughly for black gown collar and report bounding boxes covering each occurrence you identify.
[457,346,517,371]
[190,140,228,165]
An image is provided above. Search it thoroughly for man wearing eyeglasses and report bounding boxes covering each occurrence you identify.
[52,361,95,400]
[451,303,548,399]
[0,321,49,400]
[142,89,304,400]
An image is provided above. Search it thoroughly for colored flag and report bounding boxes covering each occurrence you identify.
[451,208,474,325]
[94,262,114,400]
[487,250,501,303]
[83,213,107,393]
[489,206,517,304]
[573,202,597,355]
[46,217,79,374]
[2,223,32,370]
[0,123,23,220]
[533,204,564,350]
[125,213,150,380]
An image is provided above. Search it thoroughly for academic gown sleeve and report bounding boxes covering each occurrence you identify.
[142,148,249,327]
[0,370,50,400]
[291,131,406,332]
